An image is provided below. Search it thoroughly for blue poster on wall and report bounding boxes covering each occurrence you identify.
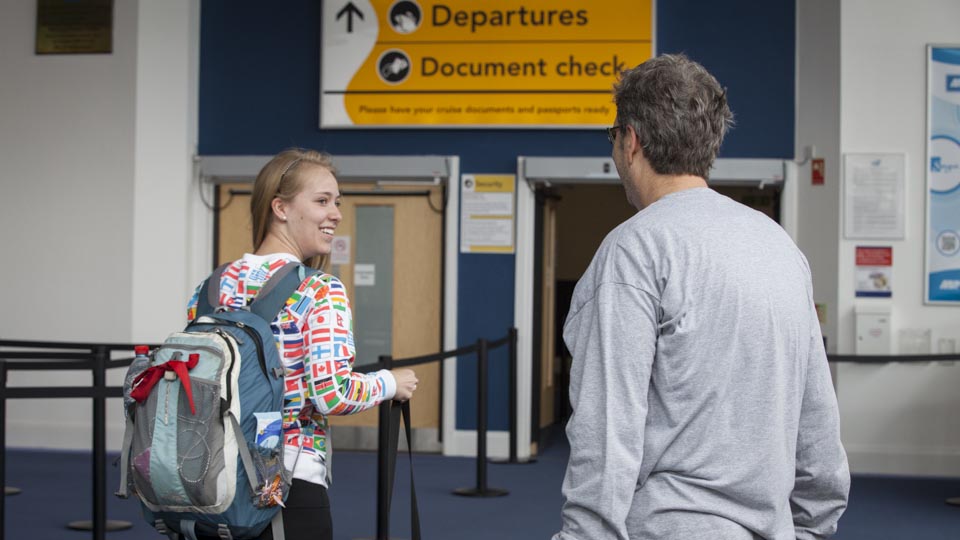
[926,46,960,303]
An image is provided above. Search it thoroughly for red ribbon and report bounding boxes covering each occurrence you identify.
[130,352,200,415]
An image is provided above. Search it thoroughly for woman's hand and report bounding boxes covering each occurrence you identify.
[391,368,419,401]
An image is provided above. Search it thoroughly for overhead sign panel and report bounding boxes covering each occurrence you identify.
[321,0,653,128]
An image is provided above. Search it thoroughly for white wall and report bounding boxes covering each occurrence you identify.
[0,0,205,450]
[2,0,959,474]
[796,0,842,350]
[834,0,960,476]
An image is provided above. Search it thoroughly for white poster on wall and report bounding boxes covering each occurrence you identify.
[331,236,351,265]
[925,45,960,304]
[459,174,515,253]
[842,153,906,240]
[854,246,893,298]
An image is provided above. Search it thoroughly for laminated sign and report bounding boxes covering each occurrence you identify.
[926,46,960,303]
[321,0,652,128]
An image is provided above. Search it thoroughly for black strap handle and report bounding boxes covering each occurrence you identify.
[387,401,421,540]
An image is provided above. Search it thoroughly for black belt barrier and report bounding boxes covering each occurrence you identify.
[0,340,157,540]
[1,329,520,540]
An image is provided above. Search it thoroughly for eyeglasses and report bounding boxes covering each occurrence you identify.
[606,124,623,144]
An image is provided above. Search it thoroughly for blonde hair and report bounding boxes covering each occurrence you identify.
[250,148,337,270]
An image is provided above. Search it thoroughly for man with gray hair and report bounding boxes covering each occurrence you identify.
[553,54,849,540]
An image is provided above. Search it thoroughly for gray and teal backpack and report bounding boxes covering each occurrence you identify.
[117,262,316,540]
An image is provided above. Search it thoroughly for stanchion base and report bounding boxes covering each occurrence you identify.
[4,486,22,496]
[489,457,537,465]
[66,520,133,531]
[452,486,509,497]
[946,497,960,506]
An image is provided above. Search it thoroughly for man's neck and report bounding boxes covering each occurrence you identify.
[638,172,708,209]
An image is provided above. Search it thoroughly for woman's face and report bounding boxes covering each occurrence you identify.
[276,164,342,260]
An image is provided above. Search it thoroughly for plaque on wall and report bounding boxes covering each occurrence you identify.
[36,0,113,55]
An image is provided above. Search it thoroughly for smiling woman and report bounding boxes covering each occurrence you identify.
[260,162,341,265]
[249,149,340,269]
[184,148,420,540]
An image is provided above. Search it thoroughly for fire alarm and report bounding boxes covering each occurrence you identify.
[812,158,825,185]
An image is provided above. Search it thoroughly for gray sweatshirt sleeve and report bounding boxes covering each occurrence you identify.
[791,311,851,539]
[553,282,659,540]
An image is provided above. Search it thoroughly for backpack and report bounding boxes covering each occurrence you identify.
[117,262,317,540]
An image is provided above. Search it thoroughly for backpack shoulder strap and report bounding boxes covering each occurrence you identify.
[249,262,321,323]
[195,262,232,318]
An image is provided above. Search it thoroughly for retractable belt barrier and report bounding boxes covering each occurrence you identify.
[0,329,520,540]
[355,328,519,539]
[0,340,158,540]
[2,338,959,539]
[828,353,960,363]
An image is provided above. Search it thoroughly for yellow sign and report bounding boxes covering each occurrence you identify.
[460,175,515,253]
[321,0,653,127]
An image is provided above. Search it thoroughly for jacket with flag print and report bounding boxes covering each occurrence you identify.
[187,252,397,486]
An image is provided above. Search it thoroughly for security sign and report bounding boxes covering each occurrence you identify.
[321,0,653,128]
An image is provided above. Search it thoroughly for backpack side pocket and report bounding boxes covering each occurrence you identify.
[176,377,226,508]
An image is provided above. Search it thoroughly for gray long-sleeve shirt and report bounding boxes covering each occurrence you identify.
[554,188,849,540]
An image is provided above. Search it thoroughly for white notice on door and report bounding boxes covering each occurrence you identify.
[331,236,351,265]
[354,264,376,286]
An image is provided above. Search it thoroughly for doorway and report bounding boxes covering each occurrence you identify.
[516,156,796,456]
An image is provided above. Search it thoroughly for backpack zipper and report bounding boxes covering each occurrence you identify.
[158,343,222,358]
[210,327,237,412]
[187,320,269,379]
[234,322,269,379]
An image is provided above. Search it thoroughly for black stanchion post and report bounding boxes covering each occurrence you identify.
[93,346,107,539]
[490,328,535,465]
[453,339,507,497]
[0,355,20,497]
[357,354,403,540]
[376,355,393,540]
[1,358,6,537]
[66,346,131,535]
[360,353,423,540]
[477,339,488,492]
[507,327,517,463]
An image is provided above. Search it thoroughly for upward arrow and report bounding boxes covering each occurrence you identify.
[336,2,364,33]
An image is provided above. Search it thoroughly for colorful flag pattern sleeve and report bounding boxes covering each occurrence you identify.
[301,275,396,415]
[186,283,201,322]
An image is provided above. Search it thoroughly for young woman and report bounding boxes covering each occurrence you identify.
[187,148,419,540]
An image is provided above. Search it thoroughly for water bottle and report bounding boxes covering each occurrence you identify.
[124,345,152,416]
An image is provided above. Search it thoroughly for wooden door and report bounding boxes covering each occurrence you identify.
[215,182,443,431]
[539,197,558,433]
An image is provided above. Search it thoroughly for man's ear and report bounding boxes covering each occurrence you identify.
[623,124,641,163]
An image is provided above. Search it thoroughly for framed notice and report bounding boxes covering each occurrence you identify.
[925,45,960,304]
[842,153,906,240]
[35,0,113,55]
[320,0,653,128]
[460,174,515,253]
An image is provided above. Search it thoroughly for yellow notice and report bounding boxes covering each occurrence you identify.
[460,175,515,253]
[321,0,652,127]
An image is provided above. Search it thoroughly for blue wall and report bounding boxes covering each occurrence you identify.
[199,0,796,431]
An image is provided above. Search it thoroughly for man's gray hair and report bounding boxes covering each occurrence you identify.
[613,54,734,179]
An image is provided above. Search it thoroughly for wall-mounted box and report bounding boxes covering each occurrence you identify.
[855,305,891,355]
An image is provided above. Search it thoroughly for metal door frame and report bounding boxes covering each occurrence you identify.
[513,156,797,460]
